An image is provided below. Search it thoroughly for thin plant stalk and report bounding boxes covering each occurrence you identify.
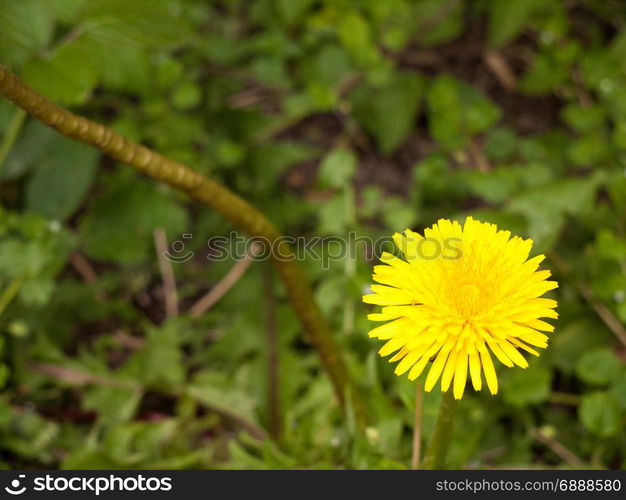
[411,381,424,470]
[421,390,457,469]
[0,63,366,427]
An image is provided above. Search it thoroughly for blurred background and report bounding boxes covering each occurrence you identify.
[0,0,625,469]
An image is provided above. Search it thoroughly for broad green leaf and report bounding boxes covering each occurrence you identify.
[487,0,544,48]
[92,44,151,94]
[80,0,184,49]
[382,196,418,231]
[548,319,613,374]
[561,104,606,133]
[317,194,347,235]
[427,75,500,150]
[50,0,89,24]
[318,148,356,188]
[276,0,316,26]
[576,348,621,386]
[250,142,316,192]
[299,44,353,88]
[579,392,621,437]
[21,40,99,105]
[0,0,54,65]
[465,168,521,204]
[484,127,518,162]
[337,11,377,66]
[81,179,188,264]
[187,370,258,425]
[520,43,579,95]
[609,370,626,410]
[83,385,142,425]
[0,121,57,181]
[124,323,185,388]
[26,136,99,221]
[415,0,464,47]
[503,363,552,407]
[352,72,425,154]
[508,174,604,251]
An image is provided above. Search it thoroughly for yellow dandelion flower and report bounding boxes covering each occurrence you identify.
[363,217,558,400]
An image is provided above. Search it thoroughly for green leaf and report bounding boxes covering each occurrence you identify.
[317,194,347,235]
[465,168,521,204]
[609,370,626,410]
[172,82,202,111]
[503,363,552,407]
[250,142,316,192]
[80,0,184,49]
[299,45,353,88]
[125,323,185,388]
[26,136,99,221]
[382,196,418,231]
[93,44,151,94]
[520,43,579,95]
[576,348,621,386]
[561,104,606,133]
[579,392,621,437]
[415,0,464,47]
[81,179,188,264]
[352,72,425,154]
[18,276,55,306]
[508,174,604,251]
[318,148,356,188]
[187,370,258,425]
[275,0,316,26]
[337,11,377,66]
[83,385,142,425]
[0,121,57,181]
[50,0,89,24]
[548,319,613,374]
[427,75,500,150]
[487,0,544,48]
[21,40,99,105]
[0,0,54,65]
[484,127,518,162]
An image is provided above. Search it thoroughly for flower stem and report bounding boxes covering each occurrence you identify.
[411,381,424,470]
[0,63,367,428]
[421,390,457,469]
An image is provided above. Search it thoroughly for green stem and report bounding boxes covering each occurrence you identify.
[421,390,457,469]
[0,277,22,317]
[0,108,26,171]
[0,63,367,428]
[342,180,356,336]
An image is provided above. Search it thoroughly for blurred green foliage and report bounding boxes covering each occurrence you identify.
[0,0,625,469]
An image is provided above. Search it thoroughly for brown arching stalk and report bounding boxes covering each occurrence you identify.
[0,63,366,427]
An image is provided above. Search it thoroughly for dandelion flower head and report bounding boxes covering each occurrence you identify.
[363,217,558,399]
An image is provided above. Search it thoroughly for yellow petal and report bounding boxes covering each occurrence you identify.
[424,348,449,392]
[487,340,514,367]
[498,340,528,368]
[480,349,498,395]
[453,351,468,400]
[394,349,423,375]
[469,352,482,391]
[440,348,458,392]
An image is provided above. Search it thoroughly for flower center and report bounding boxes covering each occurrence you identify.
[456,282,484,318]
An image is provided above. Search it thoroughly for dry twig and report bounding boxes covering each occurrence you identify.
[154,228,179,318]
